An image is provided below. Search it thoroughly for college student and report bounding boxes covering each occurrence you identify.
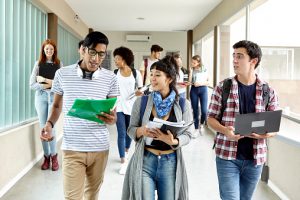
[30,39,62,171]
[207,40,279,200]
[139,44,163,86]
[113,46,143,174]
[189,55,209,136]
[41,31,119,200]
[122,55,193,200]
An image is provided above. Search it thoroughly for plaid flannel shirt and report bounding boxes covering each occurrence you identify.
[208,75,279,165]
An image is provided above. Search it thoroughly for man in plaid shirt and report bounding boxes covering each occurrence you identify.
[207,40,279,200]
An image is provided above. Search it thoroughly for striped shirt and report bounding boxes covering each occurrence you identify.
[207,75,279,165]
[52,63,120,152]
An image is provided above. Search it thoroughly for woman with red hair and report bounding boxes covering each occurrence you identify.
[30,39,63,171]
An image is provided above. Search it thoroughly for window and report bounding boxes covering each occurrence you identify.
[219,9,246,81]
[193,31,214,87]
[0,0,47,131]
[249,0,300,119]
[58,24,81,66]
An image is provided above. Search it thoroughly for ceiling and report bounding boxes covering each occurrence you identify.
[64,0,222,32]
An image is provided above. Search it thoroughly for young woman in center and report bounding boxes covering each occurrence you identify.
[122,55,193,200]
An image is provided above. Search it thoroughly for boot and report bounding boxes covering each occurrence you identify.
[51,154,59,171]
[41,155,50,170]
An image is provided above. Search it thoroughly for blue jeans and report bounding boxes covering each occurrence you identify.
[190,86,208,129]
[35,90,56,156]
[116,112,132,158]
[216,157,263,200]
[142,150,177,200]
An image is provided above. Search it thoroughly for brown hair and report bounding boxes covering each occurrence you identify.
[38,39,60,65]
[192,55,202,68]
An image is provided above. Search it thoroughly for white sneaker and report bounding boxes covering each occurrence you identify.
[125,152,129,160]
[191,129,199,139]
[119,162,128,175]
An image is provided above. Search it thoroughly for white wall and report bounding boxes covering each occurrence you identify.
[102,31,188,70]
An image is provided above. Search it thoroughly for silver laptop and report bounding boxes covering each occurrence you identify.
[234,110,282,135]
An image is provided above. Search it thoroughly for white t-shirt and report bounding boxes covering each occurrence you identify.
[139,58,158,85]
[51,64,120,152]
[116,70,143,115]
[177,69,186,94]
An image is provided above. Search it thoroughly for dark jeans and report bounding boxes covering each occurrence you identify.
[190,86,208,129]
[116,112,132,158]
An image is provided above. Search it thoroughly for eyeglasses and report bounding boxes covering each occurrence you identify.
[87,48,106,58]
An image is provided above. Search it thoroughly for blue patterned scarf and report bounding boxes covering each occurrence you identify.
[152,90,176,118]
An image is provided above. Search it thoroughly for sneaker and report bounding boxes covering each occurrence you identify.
[119,162,128,175]
[191,129,199,139]
[125,152,129,160]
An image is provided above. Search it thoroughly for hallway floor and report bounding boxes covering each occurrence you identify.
[1,125,280,200]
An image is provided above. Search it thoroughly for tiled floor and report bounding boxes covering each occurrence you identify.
[1,125,280,200]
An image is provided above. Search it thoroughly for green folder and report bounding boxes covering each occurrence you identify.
[67,98,117,124]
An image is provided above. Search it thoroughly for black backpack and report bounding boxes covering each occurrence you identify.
[114,68,139,89]
[218,78,270,122]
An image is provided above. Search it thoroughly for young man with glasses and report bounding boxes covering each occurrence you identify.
[207,40,279,200]
[41,31,119,200]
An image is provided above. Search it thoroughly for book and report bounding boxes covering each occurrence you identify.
[152,117,193,136]
[67,98,117,124]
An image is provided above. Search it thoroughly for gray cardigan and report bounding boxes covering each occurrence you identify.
[122,95,193,200]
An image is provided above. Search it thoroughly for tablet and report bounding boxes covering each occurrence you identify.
[234,110,282,135]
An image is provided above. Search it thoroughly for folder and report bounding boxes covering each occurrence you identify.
[67,98,117,124]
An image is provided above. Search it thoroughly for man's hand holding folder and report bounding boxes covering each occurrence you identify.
[67,97,117,124]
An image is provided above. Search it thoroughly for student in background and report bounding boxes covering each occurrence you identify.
[113,46,143,175]
[174,53,188,99]
[41,31,119,199]
[207,40,279,200]
[139,44,163,86]
[29,39,62,171]
[189,55,209,136]
[122,55,193,200]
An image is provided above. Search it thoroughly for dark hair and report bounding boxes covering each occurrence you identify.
[82,31,109,49]
[78,40,84,49]
[173,53,181,59]
[150,55,179,99]
[113,46,134,66]
[38,39,60,65]
[151,44,163,53]
[233,40,262,69]
[173,53,183,73]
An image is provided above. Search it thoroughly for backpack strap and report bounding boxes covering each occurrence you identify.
[113,69,118,75]
[132,68,137,79]
[262,83,270,110]
[139,95,149,126]
[143,59,148,85]
[139,96,185,126]
[219,78,232,122]
[179,97,185,113]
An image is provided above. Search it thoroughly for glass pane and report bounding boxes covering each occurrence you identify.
[249,0,300,120]
[219,9,246,81]
[0,0,46,131]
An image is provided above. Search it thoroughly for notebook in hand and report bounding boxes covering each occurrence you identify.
[38,63,60,80]
[234,110,282,135]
